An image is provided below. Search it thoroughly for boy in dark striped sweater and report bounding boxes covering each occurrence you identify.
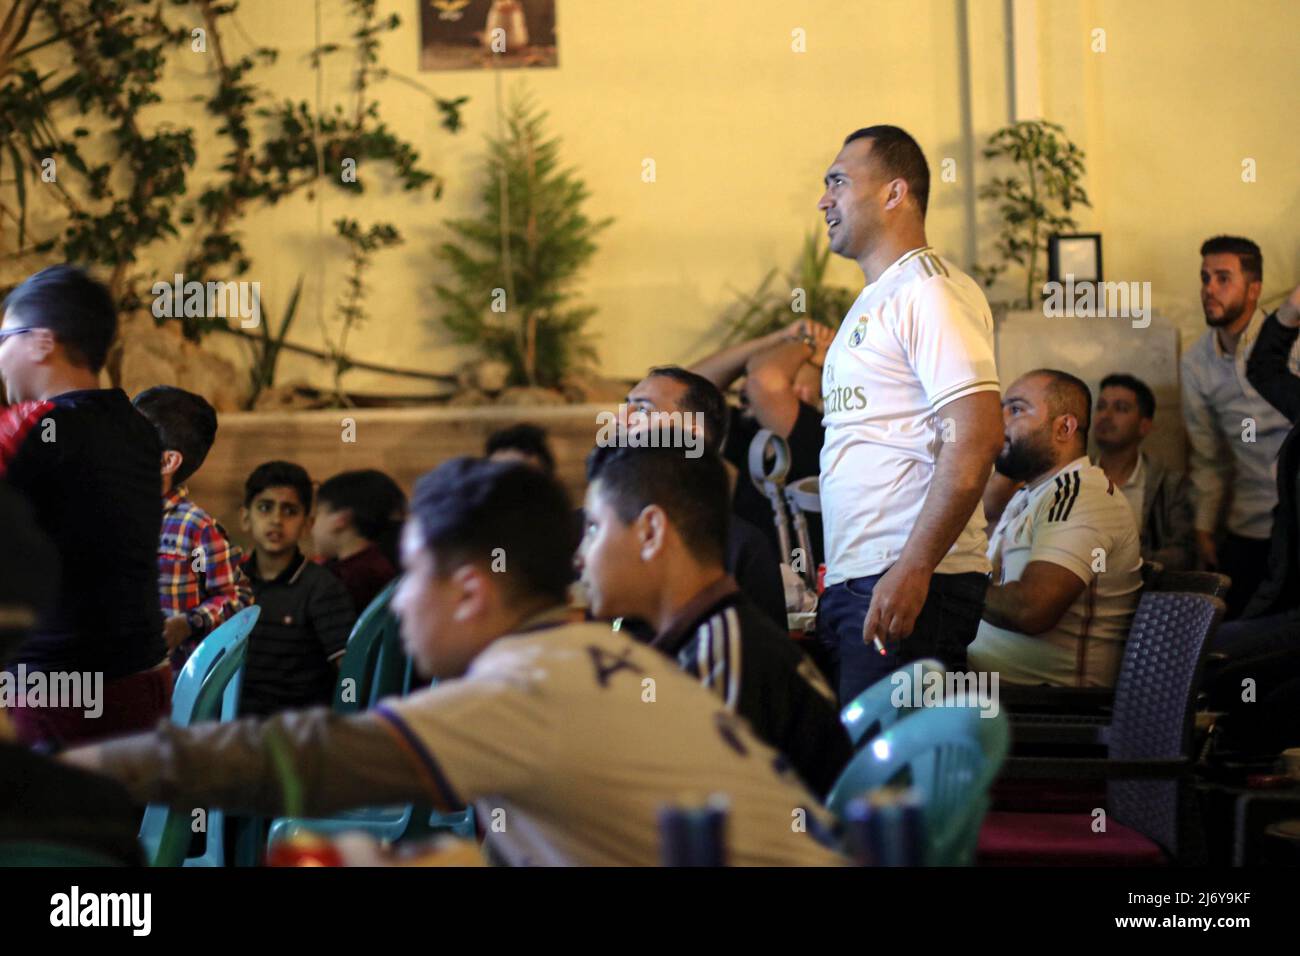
[238,461,355,717]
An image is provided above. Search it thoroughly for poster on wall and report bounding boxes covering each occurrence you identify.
[419,1,558,71]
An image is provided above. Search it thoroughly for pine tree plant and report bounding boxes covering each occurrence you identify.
[435,93,611,390]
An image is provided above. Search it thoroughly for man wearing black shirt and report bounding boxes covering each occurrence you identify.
[578,444,851,797]
[0,265,168,747]
[1204,284,1300,753]
[624,366,789,630]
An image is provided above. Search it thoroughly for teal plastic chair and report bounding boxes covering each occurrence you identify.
[827,704,1010,866]
[333,580,403,713]
[267,586,476,848]
[840,658,947,749]
[138,606,259,867]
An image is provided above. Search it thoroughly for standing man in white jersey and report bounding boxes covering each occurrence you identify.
[815,125,1004,705]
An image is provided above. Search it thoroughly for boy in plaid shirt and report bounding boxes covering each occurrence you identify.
[133,387,252,669]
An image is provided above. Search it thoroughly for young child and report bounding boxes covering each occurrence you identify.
[238,461,355,717]
[132,386,253,670]
[311,469,406,614]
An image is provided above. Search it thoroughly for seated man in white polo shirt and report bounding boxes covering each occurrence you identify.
[970,370,1143,688]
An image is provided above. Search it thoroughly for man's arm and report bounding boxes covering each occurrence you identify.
[61,709,434,817]
[689,327,789,392]
[1245,286,1300,422]
[1180,358,1230,569]
[309,571,357,670]
[744,324,832,436]
[1149,470,1195,572]
[189,524,254,638]
[983,561,1087,635]
[866,390,1004,643]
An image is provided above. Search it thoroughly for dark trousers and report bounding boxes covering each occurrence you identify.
[816,571,989,706]
[1220,533,1272,620]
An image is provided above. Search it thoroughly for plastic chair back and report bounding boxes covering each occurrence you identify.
[827,704,1009,865]
[334,580,399,713]
[139,606,259,867]
[1150,569,1232,600]
[840,659,946,749]
[1107,590,1224,855]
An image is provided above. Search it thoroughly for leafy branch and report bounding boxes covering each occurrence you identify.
[972,119,1090,308]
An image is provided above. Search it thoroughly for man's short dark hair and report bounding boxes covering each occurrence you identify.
[843,125,931,217]
[1029,368,1092,447]
[132,386,218,485]
[244,460,314,512]
[410,457,575,606]
[1200,235,1262,285]
[586,444,730,567]
[1099,373,1156,420]
[646,365,728,455]
[1,264,117,372]
[485,422,556,476]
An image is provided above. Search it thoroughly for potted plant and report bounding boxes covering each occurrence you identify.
[971,119,1091,314]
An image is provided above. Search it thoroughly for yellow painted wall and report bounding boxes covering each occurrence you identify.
[12,1,1300,393]
[1035,0,1300,344]
[86,0,998,392]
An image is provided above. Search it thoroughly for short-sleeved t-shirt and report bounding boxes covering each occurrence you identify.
[819,248,1000,583]
[376,618,843,866]
[239,551,355,717]
[969,457,1143,688]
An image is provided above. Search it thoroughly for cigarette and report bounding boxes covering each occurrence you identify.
[871,636,886,656]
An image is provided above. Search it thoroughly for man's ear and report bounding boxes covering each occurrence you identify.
[239,506,251,533]
[635,504,668,562]
[883,177,908,211]
[161,450,183,479]
[1055,413,1080,444]
[449,563,489,623]
[26,328,56,362]
[1138,418,1154,441]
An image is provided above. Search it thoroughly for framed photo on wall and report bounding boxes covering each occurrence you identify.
[1048,233,1103,283]
[419,0,558,71]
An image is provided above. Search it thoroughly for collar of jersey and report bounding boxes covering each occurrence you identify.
[872,245,935,286]
[504,604,573,639]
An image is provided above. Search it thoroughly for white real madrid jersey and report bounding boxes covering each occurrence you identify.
[968,457,1144,688]
[819,246,1000,583]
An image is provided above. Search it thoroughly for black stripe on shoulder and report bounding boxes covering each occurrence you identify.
[1059,472,1083,521]
[1046,474,1068,522]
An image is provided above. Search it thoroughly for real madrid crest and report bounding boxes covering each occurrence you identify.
[848,321,867,348]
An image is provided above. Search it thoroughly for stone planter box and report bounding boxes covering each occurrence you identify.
[188,403,616,552]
